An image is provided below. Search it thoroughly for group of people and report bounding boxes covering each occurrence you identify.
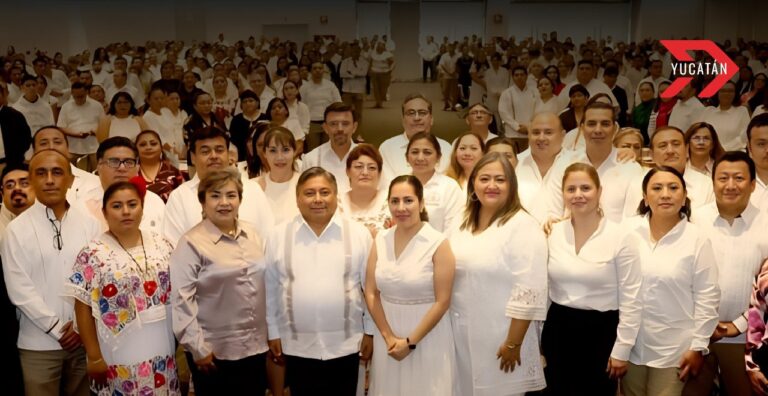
[2,31,768,396]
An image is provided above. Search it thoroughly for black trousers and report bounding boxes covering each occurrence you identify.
[422,59,436,82]
[541,302,619,396]
[286,353,359,396]
[185,351,267,396]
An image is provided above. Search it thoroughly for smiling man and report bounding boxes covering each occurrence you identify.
[565,102,643,222]
[378,94,452,181]
[163,126,274,245]
[265,167,373,396]
[0,163,35,240]
[301,102,359,193]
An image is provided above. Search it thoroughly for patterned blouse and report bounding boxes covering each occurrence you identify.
[141,160,185,203]
[747,259,768,373]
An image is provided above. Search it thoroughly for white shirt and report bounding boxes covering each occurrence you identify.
[418,42,439,61]
[752,176,768,211]
[533,96,561,117]
[668,97,705,133]
[287,100,310,136]
[340,57,369,94]
[623,167,715,218]
[438,53,460,77]
[7,83,22,104]
[558,79,619,111]
[625,216,719,368]
[379,132,452,181]
[569,148,645,222]
[12,95,55,134]
[265,213,373,360]
[692,203,768,344]
[106,83,144,109]
[422,173,464,233]
[257,173,300,226]
[57,98,103,155]
[299,79,341,121]
[498,84,537,138]
[547,218,642,360]
[0,205,18,243]
[77,184,166,234]
[516,150,575,223]
[1,202,101,350]
[300,142,357,193]
[484,66,510,109]
[67,164,101,203]
[700,106,751,151]
[163,174,275,246]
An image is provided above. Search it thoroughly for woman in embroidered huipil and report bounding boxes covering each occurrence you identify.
[67,180,179,395]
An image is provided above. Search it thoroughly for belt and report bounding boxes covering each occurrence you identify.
[310,120,324,124]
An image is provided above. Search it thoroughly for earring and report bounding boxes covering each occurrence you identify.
[597,205,604,217]
[470,192,479,202]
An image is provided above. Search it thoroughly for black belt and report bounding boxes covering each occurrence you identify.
[310,120,324,124]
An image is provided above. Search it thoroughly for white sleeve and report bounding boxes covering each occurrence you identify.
[162,190,188,248]
[689,239,721,354]
[610,239,643,361]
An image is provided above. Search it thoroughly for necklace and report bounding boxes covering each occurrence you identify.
[109,231,151,276]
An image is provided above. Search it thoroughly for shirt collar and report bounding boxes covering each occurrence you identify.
[298,211,343,239]
[201,217,248,244]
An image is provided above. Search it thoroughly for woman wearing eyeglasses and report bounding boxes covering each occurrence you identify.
[67,179,180,395]
[684,122,725,177]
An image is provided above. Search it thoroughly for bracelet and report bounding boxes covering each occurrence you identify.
[88,357,104,365]
[505,343,521,350]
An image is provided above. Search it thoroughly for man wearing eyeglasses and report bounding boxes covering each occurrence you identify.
[1,149,101,396]
[76,137,165,234]
[378,94,452,182]
[0,162,35,396]
[300,102,359,194]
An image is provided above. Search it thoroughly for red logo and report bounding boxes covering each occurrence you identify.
[660,40,737,99]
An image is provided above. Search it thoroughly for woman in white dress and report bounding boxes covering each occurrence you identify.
[256,126,300,225]
[340,143,390,235]
[445,131,486,191]
[450,152,548,396]
[543,163,642,395]
[365,175,456,396]
[407,132,464,233]
[621,166,719,396]
[96,92,149,142]
[67,180,179,395]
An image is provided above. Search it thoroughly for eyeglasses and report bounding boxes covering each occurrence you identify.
[3,179,30,190]
[101,158,137,169]
[404,110,430,118]
[691,136,712,143]
[46,208,63,251]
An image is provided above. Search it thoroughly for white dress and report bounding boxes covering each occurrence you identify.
[450,212,548,396]
[370,223,456,396]
[257,172,300,225]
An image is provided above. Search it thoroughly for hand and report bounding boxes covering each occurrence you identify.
[86,357,109,386]
[268,339,285,365]
[194,353,217,375]
[616,147,637,163]
[542,216,566,236]
[749,370,768,396]
[678,350,703,381]
[606,357,628,380]
[711,321,740,342]
[496,343,522,373]
[383,217,395,229]
[58,321,82,352]
[359,334,374,363]
[387,337,410,361]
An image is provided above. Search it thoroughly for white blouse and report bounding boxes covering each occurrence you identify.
[422,173,465,233]
[258,173,300,226]
[339,189,389,233]
[700,105,751,151]
[625,216,720,368]
[547,218,642,360]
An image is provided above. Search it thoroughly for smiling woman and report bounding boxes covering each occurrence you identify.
[256,126,300,224]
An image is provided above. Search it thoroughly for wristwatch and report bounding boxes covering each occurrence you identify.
[406,337,416,350]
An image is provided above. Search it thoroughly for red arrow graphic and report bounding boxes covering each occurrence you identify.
[660,40,738,98]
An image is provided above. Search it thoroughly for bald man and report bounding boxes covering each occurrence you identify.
[2,149,100,396]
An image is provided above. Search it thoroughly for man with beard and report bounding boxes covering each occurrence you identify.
[0,163,35,395]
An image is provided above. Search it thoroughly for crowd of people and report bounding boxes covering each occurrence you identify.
[1,31,768,396]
